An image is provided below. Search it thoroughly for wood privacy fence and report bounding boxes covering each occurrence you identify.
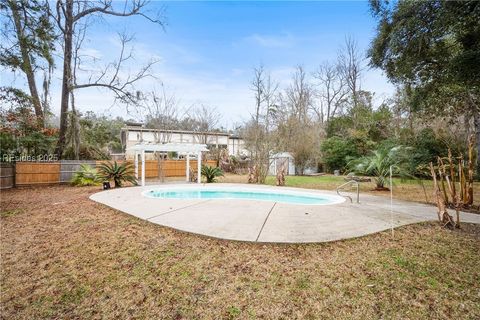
[60,160,96,183]
[0,160,217,188]
[95,160,217,178]
[15,162,61,186]
[0,163,15,189]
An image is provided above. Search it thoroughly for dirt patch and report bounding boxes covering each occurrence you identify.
[1,185,479,319]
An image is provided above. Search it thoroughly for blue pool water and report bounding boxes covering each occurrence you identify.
[144,189,343,205]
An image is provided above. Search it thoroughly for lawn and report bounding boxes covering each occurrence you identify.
[1,186,479,319]
[221,174,480,208]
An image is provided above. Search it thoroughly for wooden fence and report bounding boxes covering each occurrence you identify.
[2,160,217,187]
[0,163,14,189]
[15,162,61,186]
[60,160,96,183]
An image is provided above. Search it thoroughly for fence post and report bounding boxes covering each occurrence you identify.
[197,152,201,184]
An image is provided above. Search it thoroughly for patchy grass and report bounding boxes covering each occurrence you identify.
[221,174,480,207]
[0,209,23,218]
[1,186,479,319]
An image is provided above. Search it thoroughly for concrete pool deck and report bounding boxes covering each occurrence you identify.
[90,183,480,243]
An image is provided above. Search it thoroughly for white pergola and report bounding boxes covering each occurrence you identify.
[127,143,209,186]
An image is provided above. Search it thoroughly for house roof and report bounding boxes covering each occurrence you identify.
[122,126,232,137]
[271,152,294,158]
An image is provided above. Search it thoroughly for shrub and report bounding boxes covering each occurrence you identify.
[0,132,17,159]
[321,137,350,172]
[97,161,137,188]
[71,164,100,186]
[347,146,412,190]
[293,144,315,175]
[321,135,375,173]
[407,128,450,175]
[201,165,224,183]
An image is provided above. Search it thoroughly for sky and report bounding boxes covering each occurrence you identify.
[1,0,395,129]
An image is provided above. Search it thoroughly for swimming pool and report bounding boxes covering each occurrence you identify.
[143,187,345,205]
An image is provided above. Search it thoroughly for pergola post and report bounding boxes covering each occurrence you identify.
[134,151,138,179]
[186,154,190,182]
[197,151,201,184]
[128,144,207,185]
[141,150,145,187]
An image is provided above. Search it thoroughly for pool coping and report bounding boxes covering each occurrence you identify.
[141,185,346,205]
[89,183,480,243]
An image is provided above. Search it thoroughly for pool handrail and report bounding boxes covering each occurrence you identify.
[336,180,360,203]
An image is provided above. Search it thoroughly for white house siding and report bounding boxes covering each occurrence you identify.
[228,138,247,157]
[122,127,248,159]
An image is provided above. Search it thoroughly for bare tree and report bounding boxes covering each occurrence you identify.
[186,104,221,144]
[66,15,88,160]
[276,66,320,175]
[244,66,278,183]
[138,85,179,181]
[52,0,164,157]
[262,72,279,131]
[312,61,348,123]
[72,33,158,106]
[286,65,313,123]
[251,65,266,125]
[338,36,363,109]
[143,84,180,144]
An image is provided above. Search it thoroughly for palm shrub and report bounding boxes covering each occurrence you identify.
[201,165,224,183]
[347,146,412,190]
[71,164,101,186]
[97,161,138,188]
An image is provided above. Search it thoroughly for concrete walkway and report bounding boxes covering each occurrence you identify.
[89,183,480,243]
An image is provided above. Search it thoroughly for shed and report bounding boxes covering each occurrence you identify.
[269,152,295,176]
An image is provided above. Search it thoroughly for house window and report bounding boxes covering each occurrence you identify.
[207,144,227,150]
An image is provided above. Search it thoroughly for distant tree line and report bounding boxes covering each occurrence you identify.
[244,4,477,178]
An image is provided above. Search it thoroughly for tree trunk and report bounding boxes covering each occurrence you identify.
[55,0,74,158]
[276,165,285,186]
[474,111,480,176]
[70,91,80,160]
[430,162,456,229]
[467,135,474,205]
[9,0,44,127]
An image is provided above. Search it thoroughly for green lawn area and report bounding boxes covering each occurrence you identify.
[265,174,345,186]
[1,185,479,319]
[221,174,480,208]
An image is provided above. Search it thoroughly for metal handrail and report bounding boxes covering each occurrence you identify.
[336,180,360,203]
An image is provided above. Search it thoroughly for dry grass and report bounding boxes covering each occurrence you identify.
[220,174,480,208]
[1,186,480,319]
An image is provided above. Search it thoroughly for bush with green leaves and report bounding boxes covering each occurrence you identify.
[321,135,375,173]
[404,128,450,176]
[71,164,101,186]
[0,106,57,158]
[347,146,412,190]
[97,161,137,188]
[201,165,224,183]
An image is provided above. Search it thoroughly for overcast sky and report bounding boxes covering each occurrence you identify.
[1,1,395,129]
